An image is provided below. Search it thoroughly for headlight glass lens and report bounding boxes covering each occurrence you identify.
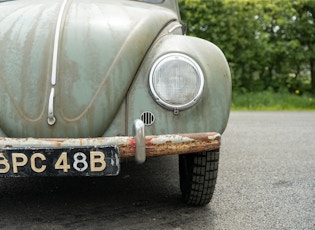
[149,53,204,110]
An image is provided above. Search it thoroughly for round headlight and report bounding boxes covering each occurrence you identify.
[149,53,204,111]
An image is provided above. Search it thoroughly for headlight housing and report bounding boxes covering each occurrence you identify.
[149,53,204,111]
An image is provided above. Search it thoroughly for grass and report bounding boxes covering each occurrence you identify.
[231,91,315,111]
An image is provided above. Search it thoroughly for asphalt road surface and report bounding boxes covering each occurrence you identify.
[0,112,314,230]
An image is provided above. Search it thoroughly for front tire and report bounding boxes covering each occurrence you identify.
[179,150,219,206]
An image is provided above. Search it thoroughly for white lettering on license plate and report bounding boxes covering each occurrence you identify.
[0,151,106,174]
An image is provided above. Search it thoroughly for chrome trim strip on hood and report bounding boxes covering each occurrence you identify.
[51,0,69,86]
[47,88,56,126]
[48,0,69,126]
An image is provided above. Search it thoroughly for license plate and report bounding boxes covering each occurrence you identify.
[0,146,120,177]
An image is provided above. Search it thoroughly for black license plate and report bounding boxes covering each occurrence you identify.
[0,146,120,177]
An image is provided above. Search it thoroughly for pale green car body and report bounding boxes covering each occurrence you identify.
[0,0,231,205]
[0,0,231,138]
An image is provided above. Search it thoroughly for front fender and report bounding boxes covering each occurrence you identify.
[126,35,232,136]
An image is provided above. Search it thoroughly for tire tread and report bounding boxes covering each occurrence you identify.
[179,150,220,206]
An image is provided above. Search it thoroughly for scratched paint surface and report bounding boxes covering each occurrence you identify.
[0,0,177,138]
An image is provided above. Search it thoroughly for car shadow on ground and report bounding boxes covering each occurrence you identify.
[0,155,217,229]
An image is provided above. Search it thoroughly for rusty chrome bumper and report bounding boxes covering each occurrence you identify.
[0,120,221,164]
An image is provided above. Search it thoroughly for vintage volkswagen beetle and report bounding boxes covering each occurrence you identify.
[0,0,231,206]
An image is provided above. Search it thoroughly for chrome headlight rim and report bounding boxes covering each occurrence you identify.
[149,53,205,111]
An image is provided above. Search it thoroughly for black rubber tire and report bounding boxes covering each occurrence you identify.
[179,150,219,206]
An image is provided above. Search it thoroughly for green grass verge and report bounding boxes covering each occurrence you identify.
[231,91,315,111]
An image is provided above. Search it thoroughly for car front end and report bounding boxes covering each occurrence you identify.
[0,0,231,205]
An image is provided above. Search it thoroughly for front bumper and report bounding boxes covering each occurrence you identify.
[0,120,221,164]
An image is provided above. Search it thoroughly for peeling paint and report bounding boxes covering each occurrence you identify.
[0,132,221,159]
[208,133,221,140]
[150,135,194,145]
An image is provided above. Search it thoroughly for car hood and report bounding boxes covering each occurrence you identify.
[0,0,177,137]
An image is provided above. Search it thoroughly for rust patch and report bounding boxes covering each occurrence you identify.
[0,132,221,158]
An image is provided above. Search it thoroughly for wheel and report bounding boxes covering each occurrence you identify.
[179,150,219,206]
